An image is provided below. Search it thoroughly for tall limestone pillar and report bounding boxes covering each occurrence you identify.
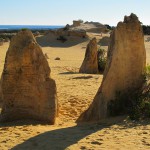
[79,38,99,74]
[0,30,58,124]
[78,13,146,122]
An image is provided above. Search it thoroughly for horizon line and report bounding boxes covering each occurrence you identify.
[0,24,65,26]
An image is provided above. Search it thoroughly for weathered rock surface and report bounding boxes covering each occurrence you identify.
[99,36,110,46]
[44,53,49,59]
[0,30,57,124]
[0,80,2,103]
[73,20,81,27]
[78,13,146,122]
[79,38,99,74]
[71,21,107,33]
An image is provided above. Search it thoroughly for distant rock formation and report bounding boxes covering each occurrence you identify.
[99,36,110,46]
[68,29,86,38]
[0,30,57,124]
[56,28,87,39]
[34,31,40,37]
[78,13,146,122]
[79,38,99,74]
[73,20,81,27]
[45,20,107,40]
[71,21,107,33]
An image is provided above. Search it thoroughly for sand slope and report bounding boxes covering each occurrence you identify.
[0,34,150,150]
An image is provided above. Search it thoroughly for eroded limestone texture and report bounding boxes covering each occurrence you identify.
[78,13,146,122]
[79,38,99,74]
[0,30,57,124]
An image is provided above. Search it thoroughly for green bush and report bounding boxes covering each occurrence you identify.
[97,48,107,73]
[145,65,150,77]
[108,66,150,120]
[57,35,67,43]
[0,38,4,41]
[63,24,70,31]
[21,28,29,31]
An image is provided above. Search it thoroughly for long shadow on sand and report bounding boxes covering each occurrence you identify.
[59,72,78,75]
[1,116,149,150]
[71,76,93,79]
[10,117,150,150]
[11,124,105,150]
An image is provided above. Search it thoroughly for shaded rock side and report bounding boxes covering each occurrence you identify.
[79,38,99,74]
[56,28,87,38]
[0,30,57,124]
[0,80,2,103]
[99,36,110,46]
[78,13,146,122]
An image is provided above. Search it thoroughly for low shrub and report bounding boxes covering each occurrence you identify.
[108,65,150,120]
[57,35,67,43]
[97,48,107,73]
[21,28,28,31]
[63,24,70,31]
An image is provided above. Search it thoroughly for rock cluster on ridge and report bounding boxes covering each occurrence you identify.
[78,13,146,122]
[0,30,57,124]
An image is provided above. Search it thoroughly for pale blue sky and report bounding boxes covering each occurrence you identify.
[0,0,149,25]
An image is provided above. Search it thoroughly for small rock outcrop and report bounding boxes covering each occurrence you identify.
[73,20,81,27]
[99,36,110,46]
[34,31,40,37]
[78,13,146,122]
[72,21,107,33]
[79,38,99,74]
[0,30,57,124]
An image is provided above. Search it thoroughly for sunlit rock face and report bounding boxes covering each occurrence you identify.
[0,30,58,124]
[78,13,146,122]
[79,38,99,74]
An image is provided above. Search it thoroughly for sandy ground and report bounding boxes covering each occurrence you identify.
[0,34,150,150]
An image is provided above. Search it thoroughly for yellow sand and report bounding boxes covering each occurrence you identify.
[0,34,150,150]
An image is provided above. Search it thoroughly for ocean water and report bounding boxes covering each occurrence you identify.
[0,25,64,30]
